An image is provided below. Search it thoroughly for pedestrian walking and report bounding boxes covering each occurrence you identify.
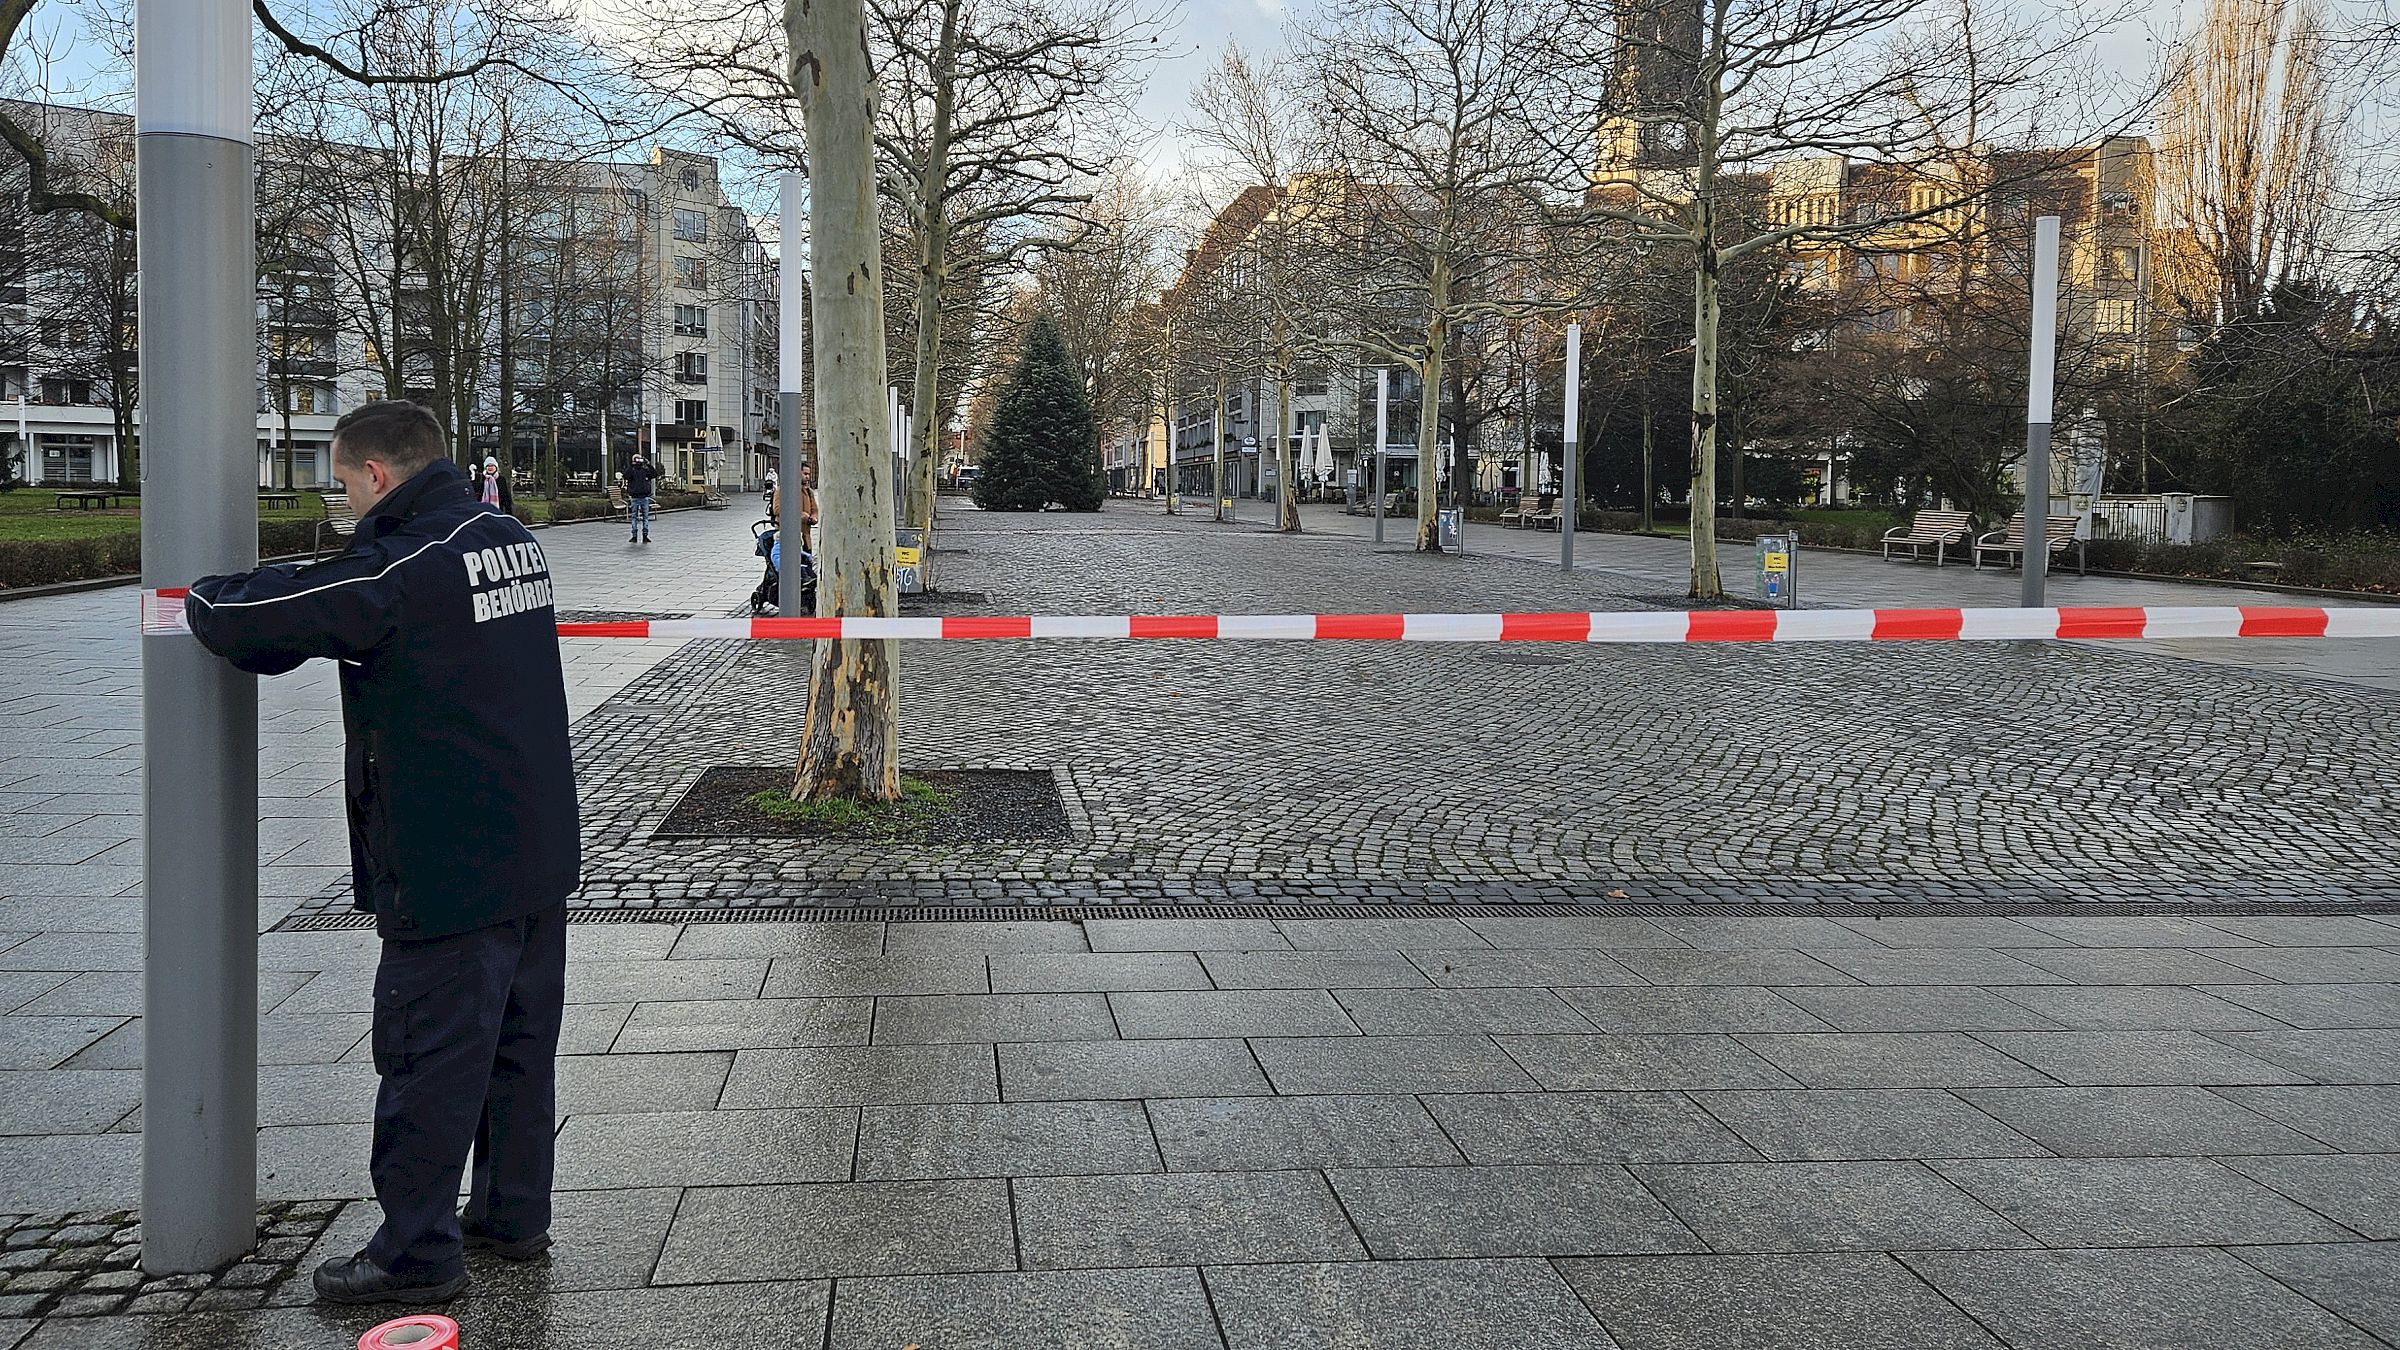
[624,451,658,543]
[471,454,513,515]
[184,400,580,1306]
[763,466,779,500]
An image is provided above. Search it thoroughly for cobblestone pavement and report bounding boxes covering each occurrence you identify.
[252,500,2400,914]
[5,912,2399,1347]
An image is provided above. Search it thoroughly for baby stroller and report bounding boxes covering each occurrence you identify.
[749,517,818,616]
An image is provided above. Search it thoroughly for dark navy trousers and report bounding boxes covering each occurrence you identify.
[364,902,566,1279]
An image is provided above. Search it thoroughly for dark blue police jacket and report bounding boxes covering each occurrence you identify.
[187,460,580,938]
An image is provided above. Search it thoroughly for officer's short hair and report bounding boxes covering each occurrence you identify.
[332,401,448,476]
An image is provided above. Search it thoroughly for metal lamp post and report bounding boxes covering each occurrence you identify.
[2022,215,2061,607]
[779,171,806,599]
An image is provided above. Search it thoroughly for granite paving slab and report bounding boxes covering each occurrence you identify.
[1205,1258,1621,1350]
[1326,1163,1701,1258]
[1900,1246,2385,1350]
[1931,1155,2364,1246]
[1013,1170,1366,1269]
[827,1268,1226,1350]
[1630,1160,2037,1254]
[853,1099,1161,1180]
[1146,1094,1464,1171]
[653,1180,1014,1282]
[1559,1253,2006,1350]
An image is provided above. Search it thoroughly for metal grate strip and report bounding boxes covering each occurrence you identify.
[271,898,2400,931]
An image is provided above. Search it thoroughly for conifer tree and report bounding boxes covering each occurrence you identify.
[974,313,1103,510]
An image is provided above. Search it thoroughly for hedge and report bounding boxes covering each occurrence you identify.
[0,518,328,591]
[545,489,708,526]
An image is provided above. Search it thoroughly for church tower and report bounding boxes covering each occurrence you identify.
[1597,0,1704,181]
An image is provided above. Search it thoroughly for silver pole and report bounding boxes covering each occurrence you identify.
[136,0,257,1274]
[1373,368,1388,545]
[1562,321,1581,570]
[779,172,807,599]
[2022,215,2061,608]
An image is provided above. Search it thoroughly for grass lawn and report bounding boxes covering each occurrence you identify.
[0,488,327,543]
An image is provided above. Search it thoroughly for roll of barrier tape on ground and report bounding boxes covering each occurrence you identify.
[138,592,2400,643]
[359,1315,458,1350]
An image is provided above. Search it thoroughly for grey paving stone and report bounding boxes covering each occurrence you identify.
[1149,1094,1464,1171]
[257,1122,375,1198]
[0,1014,126,1070]
[870,992,1118,1044]
[2233,1242,2400,1347]
[1498,1034,1796,1091]
[1084,918,1290,951]
[1971,1030,2312,1086]
[1610,950,1860,987]
[552,1107,853,1188]
[610,996,872,1053]
[1900,1246,2384,1350]
[854,1099,1161,1180]
[1988,984,2285,1031]
[1461,916,1688,948]
[828,1268,1225,1350]
[1932,1156,2360,1246]
[1647,916,1888,949]
[2005,947,2264,985]
[1734,1032,2053,1088]
[555,957,766,1006]
[1832,916,2074,948]
[883,920,1087,953]
[1775,986,2062,1033]
[1694,1089,2050,1162]
[1001,1038,1269,1101]
[554,1050,730,1115]
[0,1132,141,1212]
[1405,949,1646,988]
[989,951,1212,993]
[1330,1163,1699,1258]
[2210,1084,2400,1152]
[555,1002,636,1056]
[1331,986,1592,1035]
[72,1014,370,1070]
[1250,1034,1536,1094]
[557,923,679,961]
[760,952,990,997]
[664,921,885,959]
[2221,1154,2400,1238]
[1803,948,2067,986]
[1631,1159,2036,1253]
[1199,951,1430,989]
[719,1044,999,1107]
[1423,1090,1756,1165]
[655,1179,1014,1281]
[2197,916,2400,947]
[1559,1253,2006,1350]
[0,931,141,969]
[1558,986,1829,1033]
[1206,1258,1617,1350]
[2197,946,2400,984]
[2205,983,2400,1029]
[0,973,72,1015]
[2205,1028,2400,1083]
[1014,1170,1364,1269]
[1958,1085,2333,1158]
[1275,917,1490,949]
[1110,989,1359,1039]
[16,969,314,1017]
[463,1186,684,1297]
[0,1068,139,1135]
[2013,916,2266,947]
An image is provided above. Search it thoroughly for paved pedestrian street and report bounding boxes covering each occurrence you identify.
[1,499,2396,1347]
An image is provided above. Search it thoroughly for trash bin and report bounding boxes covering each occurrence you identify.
[895,526,926,595]
[1437,507,1463,553]
[1753,533,1796,607]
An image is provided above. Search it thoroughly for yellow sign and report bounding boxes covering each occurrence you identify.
[895,547,922,566]
[1763,552,1789,573]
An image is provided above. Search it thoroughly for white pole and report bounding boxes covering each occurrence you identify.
[777,171,804,589]
[14,396,25,483]
[1563,321,1581,570]
[2022,215,2061,607]
[1373,368,1389,544]
[136,0,257,1273]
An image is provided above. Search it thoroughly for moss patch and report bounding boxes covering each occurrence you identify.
[744,776,957,841]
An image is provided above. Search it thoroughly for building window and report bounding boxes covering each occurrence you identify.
[679,166,701,193]
[0,365,24,399]
[674,304,708,337]
[2094,299,2136,334]
[674,256,707,289]
[676,351,708,383]
[40,377,91,404]
[675,399,708,426]
[673,208,708,243]
[293,384,317,415]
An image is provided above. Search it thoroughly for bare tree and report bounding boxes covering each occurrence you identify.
[1029,169,1177,493]
[788,0,900,802]
[2157,0,2341,326]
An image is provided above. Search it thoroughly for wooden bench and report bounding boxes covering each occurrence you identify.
[1523,497,1563,531]
[53,489,134,510]
[258,492,300,512]
[1880,509,1972,566]
[1973,513,2086,575]
[608,485,629,519]
[311,492,358,560]
[1500,494,1546,528]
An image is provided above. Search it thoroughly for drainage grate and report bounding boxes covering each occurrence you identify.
[272,897,2400,931]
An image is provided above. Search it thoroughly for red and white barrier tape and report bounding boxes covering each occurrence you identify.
[138,589,2400,642]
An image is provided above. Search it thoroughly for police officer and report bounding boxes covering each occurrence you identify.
[185,400,580,1305]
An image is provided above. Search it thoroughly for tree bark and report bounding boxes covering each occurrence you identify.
[1688,240,1723,597]
[790,0,901,803]
[1639,384,1654,533]
[1274,332,1299,532]
[1212,373,1226,520]
[903,0,961,537]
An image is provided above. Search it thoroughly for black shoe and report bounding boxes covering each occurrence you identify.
[311,1252,466,1305]
[462,1227,553,1262]
[641,533,651,543]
